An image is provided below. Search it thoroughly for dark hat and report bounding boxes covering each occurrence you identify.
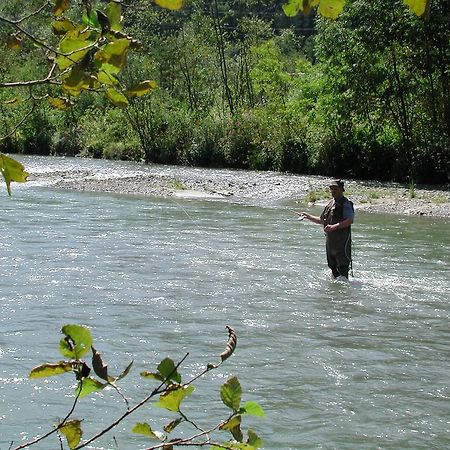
[329,179,345,191]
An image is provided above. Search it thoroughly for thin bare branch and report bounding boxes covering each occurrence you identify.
[0,64,60,88]
[9,1,51,25]
[0,103,36,143]
[12,382,82,450]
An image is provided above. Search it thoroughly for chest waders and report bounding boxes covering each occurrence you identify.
[321,197,353,278]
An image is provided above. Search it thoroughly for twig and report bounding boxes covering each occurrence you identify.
[0,64,60,88]
[12,382,82,450]
[8,1,51,25]
[0,103,36,142]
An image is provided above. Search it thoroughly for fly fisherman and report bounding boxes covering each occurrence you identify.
[298,180,354,280]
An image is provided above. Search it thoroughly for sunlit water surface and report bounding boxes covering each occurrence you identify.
[1,157,449,449]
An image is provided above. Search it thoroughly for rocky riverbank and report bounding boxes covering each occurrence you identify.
[41,164,449,218]
[20,155,449,218]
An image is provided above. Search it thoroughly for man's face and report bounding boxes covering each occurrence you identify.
[329,186,343,198]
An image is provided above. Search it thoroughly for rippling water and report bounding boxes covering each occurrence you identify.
[1,157,449,449]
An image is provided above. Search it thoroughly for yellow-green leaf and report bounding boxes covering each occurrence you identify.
[105,88,129,108]
[4,97,23,106]
[59,324,93,359]
[106,2,123,31]
[29,361,74,379]
[282,0,302,16]
[154,385,195,412]
[96,70,119,85]
[163,418,183,433]
[6,35,22,50]
[140,371,164,381]
[49,97,74,110]
[94,38,130,73]
[0,153,29,196]
[219,415,241,431]
[132,423,165,440]
[75,377,105,398]
[59,420,82,449]
[248,429,263,449]
[403,0,429,16]
[126,80,157,97]
[62,67,90,96]
[53,0,71,16]
[52,18,76,35]
[154,0,184,10]
[317,0,345,19]
[56,37,92,70]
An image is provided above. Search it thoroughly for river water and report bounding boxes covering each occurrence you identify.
[1,157,449,450]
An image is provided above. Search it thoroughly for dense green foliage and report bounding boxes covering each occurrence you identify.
[1,0,448,183]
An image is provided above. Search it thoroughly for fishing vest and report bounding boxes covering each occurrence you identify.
[321,196,353,227]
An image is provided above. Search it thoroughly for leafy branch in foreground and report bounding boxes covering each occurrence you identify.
[0,153,29,196]
[9,324,264,450]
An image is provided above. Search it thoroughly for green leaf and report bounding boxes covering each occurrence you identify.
[403,0,429,16]
[29,361,74,379]
[75,377,105,398]
[240,401,265,417]
[126,80,157,97]
[132,423,165,440]
[59,420,82,449]
[155,385,194,412]
[247,429,263,449]
[105,2,123,31]
[157,357,182,383]
[0,153,29,196]
[220,376,242,412]
[105,88,129,108]
[82,9,100,28]
[59,324,93,359]
[53,0,71,16]
[154,0,184,10]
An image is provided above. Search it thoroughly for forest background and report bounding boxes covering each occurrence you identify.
[1,0,448,185]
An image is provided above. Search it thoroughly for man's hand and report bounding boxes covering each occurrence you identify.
[324,223,340,233]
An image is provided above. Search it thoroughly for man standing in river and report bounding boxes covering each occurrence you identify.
[298,180,354,280]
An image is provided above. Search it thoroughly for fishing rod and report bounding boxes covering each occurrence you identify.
[286,208,305,220]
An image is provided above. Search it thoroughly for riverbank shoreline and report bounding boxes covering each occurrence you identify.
[22,156,450,218]
[52,174,450,219]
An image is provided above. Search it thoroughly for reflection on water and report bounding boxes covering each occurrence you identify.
[0,158,449,450]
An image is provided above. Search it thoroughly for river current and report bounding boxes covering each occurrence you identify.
[1,156,449,449]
